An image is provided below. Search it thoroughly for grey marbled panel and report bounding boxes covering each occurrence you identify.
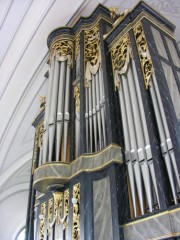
[169,209,180,234]
[93,176,113,240]
[165,36,180,68]
[161,61,180,120]
[123,208,180,240]
[151,26,168,60]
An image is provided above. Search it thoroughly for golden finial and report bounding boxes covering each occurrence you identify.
[109,6,119,19]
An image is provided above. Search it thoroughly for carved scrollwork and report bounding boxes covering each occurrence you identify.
[84,25,101,87]
[38,123,44,148]
[111,34,132,90]
[32,121,44,174]
[133,22,153,89]
[48,198,53,225]
[75,35,80,60]
[72,183,80,240]
[50,40,73,67]
[64,189,69,230]
[47,198,53,236]
[84,25,100,66]
[74,83,80,112]
[32,128,39,174]
[39,202,46,240]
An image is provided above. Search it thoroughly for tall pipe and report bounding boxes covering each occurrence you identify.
[42,55,55,164]
[48,56,60,162]
[118,83,137,217]
[95,71,102,150]
[150,78,177,204]
[127,65,153,212]
[63,64,71,162]
[152,74,180,190]
[85,87,89,152]
[98,68,106,147]
[122,74,144,215]
[92,74,98,152]
[56,61,66,161]
[131,59,160,207]
[88,81,93,153]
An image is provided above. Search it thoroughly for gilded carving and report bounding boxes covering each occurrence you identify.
[38,123,44,148]
[75,35,80,60]
[48,198,53,226]
[32,121,44,174]
[113,9,129,26]
[32,128,39,174]
[64,189,70,230]
[72,183,80,240]
[50,40,73,66]
[53,192,63,219]
[84,25,101,87]
[74,83,80,112]
[133,22,153,89]
[39,202,46,240]
[111,34,132,90]
[84,25,100,66]
[109,6,119,19]
[38,96,46,112]
[48,192,69,239]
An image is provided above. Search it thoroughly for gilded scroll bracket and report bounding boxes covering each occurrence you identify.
[50,40,73,67]
[111,34,133,90]
[133,22,154,90]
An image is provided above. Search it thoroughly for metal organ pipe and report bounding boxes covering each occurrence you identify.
[42,55,55,164]
[98,67,106,148]
[63,64,71,162]
[152,74,180,192]
[131,59,160,208]
[88,80,93,153]
[121,74,144,215]
[127,66,153,213]
[48,55,60,162]
[95,72,102,150]
[85,87,89,153]
[118,84,137,217]
[150,76,178,204]
[56,61,66,162]
[92,74,98,152]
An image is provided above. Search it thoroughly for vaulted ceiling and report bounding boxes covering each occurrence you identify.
[0,0,179,239]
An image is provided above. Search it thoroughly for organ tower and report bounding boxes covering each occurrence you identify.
[26,1,180,239]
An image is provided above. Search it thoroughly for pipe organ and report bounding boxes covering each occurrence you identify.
[26,2,180,240]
